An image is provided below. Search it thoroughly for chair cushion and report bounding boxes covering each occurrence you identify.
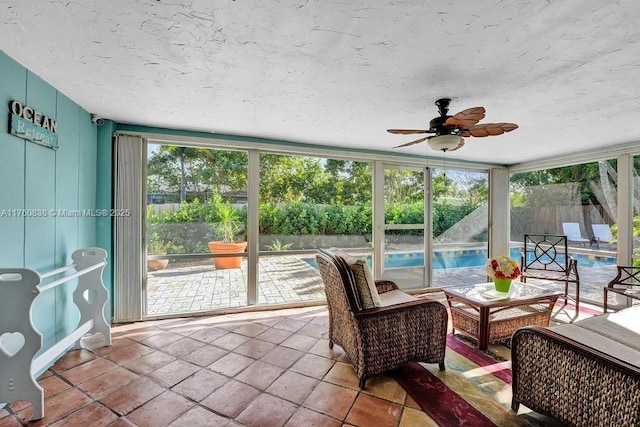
[549,324,640,367]
[330,248,382,309]
[572,305,640,352]
[378,289,418,306]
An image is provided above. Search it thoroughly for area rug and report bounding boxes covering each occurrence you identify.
[394,358,499,426]
[394,332,516,427]
[394,301,601,427]
[551,300,601,324]
[394,298,600,426]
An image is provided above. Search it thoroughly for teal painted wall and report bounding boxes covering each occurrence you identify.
[96,121,115,318]
[0,51,108,356]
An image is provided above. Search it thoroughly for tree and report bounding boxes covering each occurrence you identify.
[511,162,616,207]
[259,154,325,203]
[148,146,247,203]
[385,169,424,205]
[597,160,617,220]
[198,150,248,197]
[455,173,488,210]
[432,171,453,200]
[317,160,372,204]
[147,146,211,202]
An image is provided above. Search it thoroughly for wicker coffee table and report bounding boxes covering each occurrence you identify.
[443,282,562,350]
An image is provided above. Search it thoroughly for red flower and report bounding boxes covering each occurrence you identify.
[485,255,520,280]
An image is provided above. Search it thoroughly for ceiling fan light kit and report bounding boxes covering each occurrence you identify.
[428,134,463,152]
[387,98,518,153]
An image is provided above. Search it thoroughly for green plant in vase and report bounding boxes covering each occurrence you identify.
[215,203,243,243]
[485,255,520,292]
[208,202,247,269]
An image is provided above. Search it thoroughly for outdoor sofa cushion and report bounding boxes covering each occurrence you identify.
[565,305,640,352]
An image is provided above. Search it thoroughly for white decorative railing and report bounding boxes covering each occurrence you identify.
[0,247,110,420]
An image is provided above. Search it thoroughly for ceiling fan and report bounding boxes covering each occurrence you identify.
[387,98,518,152]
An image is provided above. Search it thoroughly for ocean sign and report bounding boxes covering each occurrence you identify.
[8,100,59,150]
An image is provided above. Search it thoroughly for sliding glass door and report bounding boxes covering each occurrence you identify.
[374,164,489,290]
[431,168,489,288]
[510,159,619,306]
[257,153,372,304]
[145,144,249,316]
[377,165,427,290]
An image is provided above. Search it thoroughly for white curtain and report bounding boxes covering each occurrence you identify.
[112,133,145,322]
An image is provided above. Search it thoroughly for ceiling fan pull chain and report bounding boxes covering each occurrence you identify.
[443,151,447,178]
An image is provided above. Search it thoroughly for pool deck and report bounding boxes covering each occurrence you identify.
[146,254,624,318]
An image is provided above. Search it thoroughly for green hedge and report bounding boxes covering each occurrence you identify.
[148,200,474,253]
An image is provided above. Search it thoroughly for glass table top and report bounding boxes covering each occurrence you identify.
[443,281,562,304]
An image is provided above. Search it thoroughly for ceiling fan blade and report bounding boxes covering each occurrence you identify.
[444,107,486,129]
[467,122,519,137]
[394,136,429,148]
[448,138,465,151]
[387,129,430,135]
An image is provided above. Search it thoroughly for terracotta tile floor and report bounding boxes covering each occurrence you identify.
[1,306,442,427]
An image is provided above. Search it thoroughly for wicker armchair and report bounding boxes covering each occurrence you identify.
[316,249,448,389]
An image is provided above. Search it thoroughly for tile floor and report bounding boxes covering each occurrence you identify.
[1,305,446,427]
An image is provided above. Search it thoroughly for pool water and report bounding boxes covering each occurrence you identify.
[307,249,616,270]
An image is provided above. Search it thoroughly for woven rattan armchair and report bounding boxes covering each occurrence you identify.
[604,265,640,312]
[316,248,448,389]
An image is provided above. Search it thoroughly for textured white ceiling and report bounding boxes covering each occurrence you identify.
[2,0,640,164]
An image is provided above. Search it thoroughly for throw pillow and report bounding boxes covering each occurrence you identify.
[361,261,382,308]
[329,248,382,309]
[348,259,382,309]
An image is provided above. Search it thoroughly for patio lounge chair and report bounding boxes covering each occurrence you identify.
[562,222,590,247]
[315,248,447,389]
[591,223,616,248]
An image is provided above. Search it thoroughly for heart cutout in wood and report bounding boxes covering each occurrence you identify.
[0,331,26,357]
[83,289,97,304]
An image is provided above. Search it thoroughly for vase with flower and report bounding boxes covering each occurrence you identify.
[485,255,520,292]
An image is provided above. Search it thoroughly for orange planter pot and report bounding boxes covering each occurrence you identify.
[147,253,169,271]
[208,241,248,269]
[147,258,169,271]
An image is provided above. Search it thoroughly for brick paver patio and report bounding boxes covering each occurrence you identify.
[146,254,624,318]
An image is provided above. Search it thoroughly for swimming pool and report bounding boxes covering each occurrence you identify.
[306,249,616,270]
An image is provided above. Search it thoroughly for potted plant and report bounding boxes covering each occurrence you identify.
[147,232,170,271]
[208,202,247,269]
[266,238,293,251]
[485,255,520,292]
